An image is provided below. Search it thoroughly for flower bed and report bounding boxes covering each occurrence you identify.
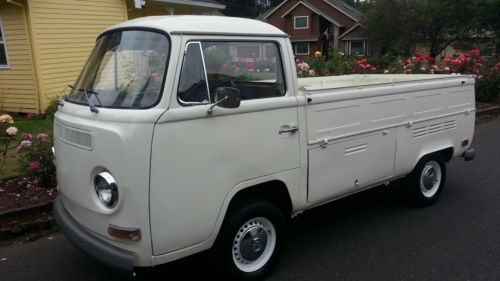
[0,176,58,213]
[296,48,500,102]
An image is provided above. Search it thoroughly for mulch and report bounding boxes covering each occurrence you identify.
[476,102,499,112]
[0,176,57,214]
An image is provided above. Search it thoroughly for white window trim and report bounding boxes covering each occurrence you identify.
[0,16,10,69]
[294,16,309,29]
[349,40,365,56]
[295,42,310,55]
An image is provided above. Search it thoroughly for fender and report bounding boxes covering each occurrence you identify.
[151,168,300,266]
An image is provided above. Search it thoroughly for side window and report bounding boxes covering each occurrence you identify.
[202,41,286,101]
[177,41,286,106]
[178,42,210,104]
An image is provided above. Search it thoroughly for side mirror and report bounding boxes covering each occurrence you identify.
[207,87,241,116]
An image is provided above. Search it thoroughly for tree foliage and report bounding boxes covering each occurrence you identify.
[219,0,282,18]
[363,0,496,57]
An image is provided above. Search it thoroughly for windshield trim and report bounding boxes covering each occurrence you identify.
[66,27,171,110]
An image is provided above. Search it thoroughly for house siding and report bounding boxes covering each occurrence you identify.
[27,0,128,112]
[0,1,39,113]
[266,0,357,34]
[266,0,359,57]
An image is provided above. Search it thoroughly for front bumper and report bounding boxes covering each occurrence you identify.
[53,196,135,275]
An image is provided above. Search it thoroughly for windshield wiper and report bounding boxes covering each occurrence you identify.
[69,85,102,113]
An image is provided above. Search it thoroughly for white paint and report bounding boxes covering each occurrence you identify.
[54,18,476,269]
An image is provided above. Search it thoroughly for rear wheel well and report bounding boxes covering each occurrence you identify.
[439,147,454,162]
[227,180,293,219]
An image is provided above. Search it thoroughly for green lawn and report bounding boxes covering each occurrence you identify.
[0,118,54,179]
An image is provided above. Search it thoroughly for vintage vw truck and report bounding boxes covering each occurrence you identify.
[53,16,476,280]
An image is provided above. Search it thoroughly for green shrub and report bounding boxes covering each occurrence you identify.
[44,96,62,119]
[476,62,500,102]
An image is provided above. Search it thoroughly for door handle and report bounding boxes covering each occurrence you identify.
[279,126,299,134]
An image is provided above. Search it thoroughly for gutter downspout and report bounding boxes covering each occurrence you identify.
[25,4,44,114]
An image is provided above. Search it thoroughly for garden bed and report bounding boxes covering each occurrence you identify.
[0,175,57,214]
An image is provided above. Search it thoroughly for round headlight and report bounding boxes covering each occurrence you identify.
[94,171,118,208]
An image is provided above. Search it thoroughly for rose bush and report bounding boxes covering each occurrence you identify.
[18,133,56,188]
[294,48,498,102]
[0,114,18,161]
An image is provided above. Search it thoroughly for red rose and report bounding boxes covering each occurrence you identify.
[470,49,480,56]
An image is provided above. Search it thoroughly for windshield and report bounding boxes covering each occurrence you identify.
[66,30,169,109]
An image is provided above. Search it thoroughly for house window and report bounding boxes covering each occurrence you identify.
[350,41,365,56]
[0,17,9,68]
[295,43,309,55]
[294,16,309,29]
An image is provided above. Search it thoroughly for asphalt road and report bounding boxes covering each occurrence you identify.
[1,120,499,281]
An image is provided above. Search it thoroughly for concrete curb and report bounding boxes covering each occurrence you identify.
[476,105,500,124]
[0,202,56,242]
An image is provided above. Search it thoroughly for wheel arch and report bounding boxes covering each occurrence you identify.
[210,172,298,250]
[226,180,293,219]
[412,144,454,173]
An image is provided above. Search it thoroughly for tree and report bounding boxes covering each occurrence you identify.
[362,0,414,56]
[363,0,489,57]
[219,0,281,18]
[472,0,500,56]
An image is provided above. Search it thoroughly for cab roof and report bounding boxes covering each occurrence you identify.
[104,16,288,37]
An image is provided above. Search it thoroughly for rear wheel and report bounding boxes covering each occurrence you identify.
[405,153,447,206]
[212,199,286,281]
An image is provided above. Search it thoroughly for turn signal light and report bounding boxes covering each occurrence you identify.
[108,224,141,241]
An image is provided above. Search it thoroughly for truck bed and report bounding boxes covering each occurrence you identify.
[298,74,469,91]
[301,73,476,204]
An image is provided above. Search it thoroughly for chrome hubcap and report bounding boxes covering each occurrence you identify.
[420,160,442,198]
[232,217,276,272]
[240,226,268,261]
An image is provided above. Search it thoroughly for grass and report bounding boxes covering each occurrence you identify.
[0,117,54,179]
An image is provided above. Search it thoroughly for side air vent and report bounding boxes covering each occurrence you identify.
[54,122,93,150]
[413,120,457,138]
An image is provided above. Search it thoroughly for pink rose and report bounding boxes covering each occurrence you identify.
[22,133,32,139]
[151,72,160,82]
[29,161,42,170]
[0,114,14,124]
[17,140,33,152]
[37,133,49,141]
[6,127,18,136]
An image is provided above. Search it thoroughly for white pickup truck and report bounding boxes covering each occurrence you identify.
[53,16,476,280]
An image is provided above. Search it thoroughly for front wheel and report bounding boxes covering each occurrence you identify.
[405,153,447,206]
[212,199,286,281]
